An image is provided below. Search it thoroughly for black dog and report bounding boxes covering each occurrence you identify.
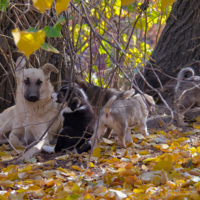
[43,84,95,154]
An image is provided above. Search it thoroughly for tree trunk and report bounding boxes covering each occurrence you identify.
[137,0,200,98]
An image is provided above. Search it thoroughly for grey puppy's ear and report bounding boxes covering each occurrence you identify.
[15,56,26,76]
[41,63,58,79]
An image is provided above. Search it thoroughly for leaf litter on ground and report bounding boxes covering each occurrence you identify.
[1,124,200,199]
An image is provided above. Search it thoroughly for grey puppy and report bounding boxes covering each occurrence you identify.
[71,75,135,137]
[175,67,200,126]
[91,93,155,149]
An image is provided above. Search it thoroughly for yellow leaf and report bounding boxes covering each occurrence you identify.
[92,147,101,158]
[139,150,149,155]
[193,155,200,164]
[143,157,156,163]
[196,115,200,123]
[56,167,67,173]
[191,147,197,154]
[153,154,173,172]
[161,0,177,9]
[197,147,200,154]
[56,0,70,15]
[121,0,136,6]
[32,0,54,13]
[84,194,95,200]
[118,168,135,177]
[133,188,144,194]
[12,29,45,57]
[71,165,81,171]
[89,162,94,168]
[153,176,161,186]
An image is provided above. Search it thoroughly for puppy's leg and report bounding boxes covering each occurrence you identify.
[103,128,113,138]
[91,122,105,149]
[117,131,126,148]
[125,128,133,144]
[138,118,149,137]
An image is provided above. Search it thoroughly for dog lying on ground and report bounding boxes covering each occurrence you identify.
[0,57,62,160]
[43,84,95,154]
[91,93,155,149]
[72,75,135,138]
[175,67,200,127]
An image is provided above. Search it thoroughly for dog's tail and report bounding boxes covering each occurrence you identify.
[176,67,195,91]
[176,67,194,91]
[120,88,135,99]
[177,67,194,80]
[104,95,117,115]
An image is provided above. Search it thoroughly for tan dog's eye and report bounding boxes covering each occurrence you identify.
[24,78,30,85]
[37,80,43,85]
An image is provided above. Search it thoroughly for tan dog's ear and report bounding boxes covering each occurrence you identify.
[15,56,26,76]
[41,63,58,79]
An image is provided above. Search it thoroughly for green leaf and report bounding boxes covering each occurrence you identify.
[41,43,59,53]
[0,0,9,12]
[56,16,66,25]
[43,24,61,38]
[27,27,38,33]
[66,194,79,200]
[92,65,98,73]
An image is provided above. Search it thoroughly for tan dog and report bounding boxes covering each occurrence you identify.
[91,93,155,149]
[175,67,200,127]
[0,57,62,160]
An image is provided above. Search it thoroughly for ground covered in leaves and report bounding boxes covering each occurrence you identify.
[1,123,200,199]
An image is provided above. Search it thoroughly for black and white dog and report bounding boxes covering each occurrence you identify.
[43,84,95,154]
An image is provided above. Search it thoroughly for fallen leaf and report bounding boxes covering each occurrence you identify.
[161,169,168,185]
[92,147,101,158]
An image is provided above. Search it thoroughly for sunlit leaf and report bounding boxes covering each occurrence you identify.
[41,43,59,53]
[32,0,54,13]
[66,194,80,200]
[121,0,136,6]
[0,0,9,12]
[71,165,81,171]
[12,28,45,57]
[92,147,101,158]
[56,0,70,15]
[161,0,177,9]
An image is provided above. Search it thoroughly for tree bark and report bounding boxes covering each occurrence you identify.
[137,0,200,96]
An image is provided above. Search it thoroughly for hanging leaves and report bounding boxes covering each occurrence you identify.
[0,0,9,12]
[12,29,45,57]
[43,24,61,38]
[121,0,136,6]
[41,43,59,53]
[56,0,70,15]
[161,0,177,9]
[32,0,54,13]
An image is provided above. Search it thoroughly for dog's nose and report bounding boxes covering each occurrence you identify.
[51,96,53,99]
[29,95,38,102]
